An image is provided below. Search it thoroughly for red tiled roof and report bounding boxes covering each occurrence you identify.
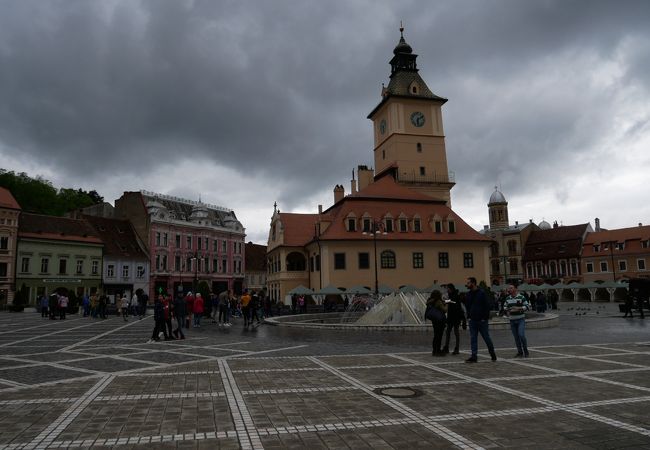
[245,242,267,271]
[346,175,439,203]
[83,215,148,259]
[0,187,20,210]
[526,224,591,244]
[18,213,103,244]
[523,224,591,261]
[582,225,650,257]
[277,213,321,247]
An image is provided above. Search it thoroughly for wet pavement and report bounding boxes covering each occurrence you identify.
[0,304,649,449]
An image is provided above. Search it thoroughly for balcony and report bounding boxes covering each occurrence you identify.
[396,171,455,185]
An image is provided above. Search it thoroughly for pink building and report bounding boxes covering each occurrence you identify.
[115,191,245,297]
[0,187,21,306]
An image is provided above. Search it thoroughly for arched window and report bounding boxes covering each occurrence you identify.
[381,250,396,269]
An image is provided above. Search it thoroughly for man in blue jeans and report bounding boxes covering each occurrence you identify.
[465,277,497,363]
[504,284,530,357]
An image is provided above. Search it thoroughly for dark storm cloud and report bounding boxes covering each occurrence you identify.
[1,0,649,219]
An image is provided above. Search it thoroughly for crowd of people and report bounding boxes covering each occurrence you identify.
[425,278,533,362]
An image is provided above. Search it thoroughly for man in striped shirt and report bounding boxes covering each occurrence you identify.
[504,285,530,358]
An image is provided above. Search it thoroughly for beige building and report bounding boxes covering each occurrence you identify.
[581,225,650,283]
[0,187,21,306]
[267,28,491,303]
[481,188,538,285]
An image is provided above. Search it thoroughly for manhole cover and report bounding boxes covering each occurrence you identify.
[375,387,421,398]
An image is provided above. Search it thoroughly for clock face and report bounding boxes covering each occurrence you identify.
[410,111,425,127]
[379,119,386,135]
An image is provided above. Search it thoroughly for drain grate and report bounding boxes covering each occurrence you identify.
[375,387,421,398]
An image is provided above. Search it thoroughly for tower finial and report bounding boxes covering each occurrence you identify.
[400,21,404,37]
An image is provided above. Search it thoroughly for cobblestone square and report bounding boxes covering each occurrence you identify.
[1,308,650,449]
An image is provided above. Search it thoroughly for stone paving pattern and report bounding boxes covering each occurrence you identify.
[0,303,649,449]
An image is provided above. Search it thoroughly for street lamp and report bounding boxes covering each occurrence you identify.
[363,220,387,295]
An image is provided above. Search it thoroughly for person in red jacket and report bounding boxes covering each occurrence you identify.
[185,292,194,328]
[193,293,204,327]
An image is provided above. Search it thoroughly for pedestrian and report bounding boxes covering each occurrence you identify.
[185,292,194,328]
[623,291,635,318]
[241,289,251,328]
[149,295,168,342]
[504,284,530,358]
[98,294,107,319]
[210,292,219,323]
[442,283,466,355]
[49,293,58,320]
[138,290,148,319]
[39,294,48,318]
[130,291,139,317]
[58,293,68,320]
[163,296,174,338]
[298,295,306,314]
[193,293,204,327]
[250,290,261,325]
[172,293,186,339]
[291,294,297,314]
[120,295,129,321]
[464,277,497,363]
[218,289,232,327]
[426,290,447,356]
[82,294,90,317]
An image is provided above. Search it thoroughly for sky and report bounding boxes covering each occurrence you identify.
[1,0,650,244]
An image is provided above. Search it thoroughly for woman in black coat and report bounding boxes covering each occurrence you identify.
[427,290,448,356]
[442,283,466,355]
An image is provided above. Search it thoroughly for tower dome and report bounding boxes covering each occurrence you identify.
[538,220,551,230]
[488,188,507,205]
[393,30,413,55]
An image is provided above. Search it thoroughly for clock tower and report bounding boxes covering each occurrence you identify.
[367,26,455,205]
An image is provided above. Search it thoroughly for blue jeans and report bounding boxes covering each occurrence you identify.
[509,318,528,355]
[469,319,496,358]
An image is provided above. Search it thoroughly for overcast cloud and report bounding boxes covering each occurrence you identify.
[1,0,649,243]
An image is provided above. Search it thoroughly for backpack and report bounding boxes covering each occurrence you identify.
[425,304,445,322]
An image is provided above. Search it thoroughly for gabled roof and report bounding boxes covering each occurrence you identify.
[583,225,650,244]
[526,224,591,244]
[83,215,148,260]
[0,187,20,210]
[18,213,102,244]
[276,213,321,247]
[245,242,267,271]
[523,224,591,261]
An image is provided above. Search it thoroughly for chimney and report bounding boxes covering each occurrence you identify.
[351,169,357,194]
[515,221,519,226]
[357,165,375,191]
[553,221,559,229]
[483,225,489,231]
[333,184,344,204]
[318,204,322,214]
[595,218,601,232]
[639,223,643,227]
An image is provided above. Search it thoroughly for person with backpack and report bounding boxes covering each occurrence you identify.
[425,290,447,356]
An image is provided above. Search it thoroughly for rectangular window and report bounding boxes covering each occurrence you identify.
[0,236,8,249]
[59,259,67,274]
[205,238,209,251]
[186,236,192,249]
[385,219,393,233]
[137,265,145,278]
[586,262,594,273]
[463,253,474,268]
[600,261,608,272]
[0,262,6,277]
[618,260,627,272]
[348,218,356,231]
[197,237,202,250]
[358,252,370,269]
[162,255,167,271]
[176,234,181,248]
[413,252,424,269]
[175,255,181,271]
[213,258,218,272]
[21,257,30,273]
[448,221,456,233]
[419,166,425,176]
[107,264,115,277]
[438,252,449,268]
[363,218,371,232]
[122,265,129,278]
[334,253,346,270]
[213,240,218,252]
[76,259,83,274]
[91,260,99,275]
[223,240,227,252]
[638,259,646,271]
[41,258,49,273]
[155,232,161,246]
[204,257,209,273]
[435,221,442,233]
[615,242,624,250]
[399,219,408,232]
[162,233,168,246]
[316,255,321,271]
[413,219,421,232]
[642,240,650,249]
[222,259,227,273]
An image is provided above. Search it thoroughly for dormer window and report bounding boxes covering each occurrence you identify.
[593,244,601,252]
[413,218,421,232]
[347,218,357,232]
[615,242,625,250]
[434,221,442,233]
[362,218,371,232]
[385,218,394,233]
[448,221,456,233]
[399,218,408,232]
